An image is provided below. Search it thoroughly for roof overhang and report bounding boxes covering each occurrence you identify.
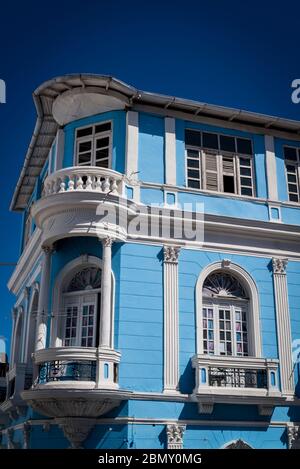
[10,73,300,211]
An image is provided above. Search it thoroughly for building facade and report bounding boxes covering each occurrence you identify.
[0,74,300,449]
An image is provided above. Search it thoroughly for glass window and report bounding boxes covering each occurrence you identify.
[75,122,112,168]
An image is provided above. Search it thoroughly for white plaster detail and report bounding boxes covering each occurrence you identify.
[272,258,294,396]
[265,135,278,201]
[163,245,180,393]
[56,417,96,449]
[164,117,177,185]
[166,424,186,449]
[35,246,54,352]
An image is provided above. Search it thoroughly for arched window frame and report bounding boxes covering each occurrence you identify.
[222,439,253,449]
[196,261,262,357]
[50,255,115,348]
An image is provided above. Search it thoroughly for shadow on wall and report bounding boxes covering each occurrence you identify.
[179,359,195,394]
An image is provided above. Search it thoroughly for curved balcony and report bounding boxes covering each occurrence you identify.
[21,346,131,447]
[31,166,134,244]
[43,166,124,197]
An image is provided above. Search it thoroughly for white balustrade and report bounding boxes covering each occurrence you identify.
[43,167,124,197]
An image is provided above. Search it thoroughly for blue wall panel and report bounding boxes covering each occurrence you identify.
[117,243,163,392]
[138,113,164,184]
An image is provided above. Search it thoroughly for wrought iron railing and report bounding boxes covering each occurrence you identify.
[38,360,96,384]
[208,367,268,389]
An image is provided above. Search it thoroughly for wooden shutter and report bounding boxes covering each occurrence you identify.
[204,151,218,191]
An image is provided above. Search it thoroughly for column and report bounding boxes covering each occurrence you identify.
[265,135,278,201]
[163,245,180,393]
[272,258,294,396]
[99,237,113,348]
[125,111,140,203]
[164,117,177,185]
[21,287,30,362]
[35,246,53,351]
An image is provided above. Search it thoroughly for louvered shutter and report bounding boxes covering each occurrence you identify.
[205,151,218,191]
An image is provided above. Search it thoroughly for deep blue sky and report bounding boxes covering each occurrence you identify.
[0,0,300,354]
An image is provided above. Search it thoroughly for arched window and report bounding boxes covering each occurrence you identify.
[202,271,249,357]
[62,267,101,347]
[26,288,39,363]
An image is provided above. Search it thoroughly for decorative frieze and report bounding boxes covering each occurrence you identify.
[287,424,300,449]
[272,258,288,275]
[163,245,180,264]
[163,246,180,393]
[272,258,294,395]
[166,424,186,449]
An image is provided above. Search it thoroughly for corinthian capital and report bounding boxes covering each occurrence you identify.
[272,258,288,274]
[163,245,180,263]
[166,424,186,449]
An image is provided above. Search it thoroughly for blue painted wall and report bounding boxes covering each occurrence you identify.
[138,113,165,184]
[116,242,163,392]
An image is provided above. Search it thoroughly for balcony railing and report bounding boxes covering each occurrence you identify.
[33,347,120,390]
[42,166,124,197]
[208,367,267,389]
[192,354,280,397]
[38,360,96,384]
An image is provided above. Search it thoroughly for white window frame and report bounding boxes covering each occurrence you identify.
[63,289,99,347]
[202,298,249,357]
[284,145,300,203]
[74,121,113,168]
[195,261,262,358]
[185,130,256,197]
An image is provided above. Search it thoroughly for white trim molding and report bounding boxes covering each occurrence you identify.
[166,424,186,449]
[164,117,176,185]
[265,135,278,201]
[163,245,180,394]
[272,258,294,396]
[195,260,262,357]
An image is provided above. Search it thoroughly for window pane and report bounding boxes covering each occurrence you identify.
[96,148,109,160]
[284,147,297,161]
[77,127,93,138]
[203,132,218,149]
[289,193,299,202]
[241,187,253,196]
[240,177,252,186]
[220,135,235,152]
[188,179,200,189]
[240,167,251,176]
[239,157,251,167]
[187,158,199,168]
[96,137,110,149]
[288,174,297,183]
[187,149,199,158]
[79,141,92,152]
[78,153,92,165]
[288,184,298,193]
[188,169,200,178]
[185,129,201,146]
[237,138,252,155]
[95,122,111,133]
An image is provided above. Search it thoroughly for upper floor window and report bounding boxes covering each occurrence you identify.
[284,146,300,202]
[185,129,255,197]
[202,271,249,357]
[75,122,112,168]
